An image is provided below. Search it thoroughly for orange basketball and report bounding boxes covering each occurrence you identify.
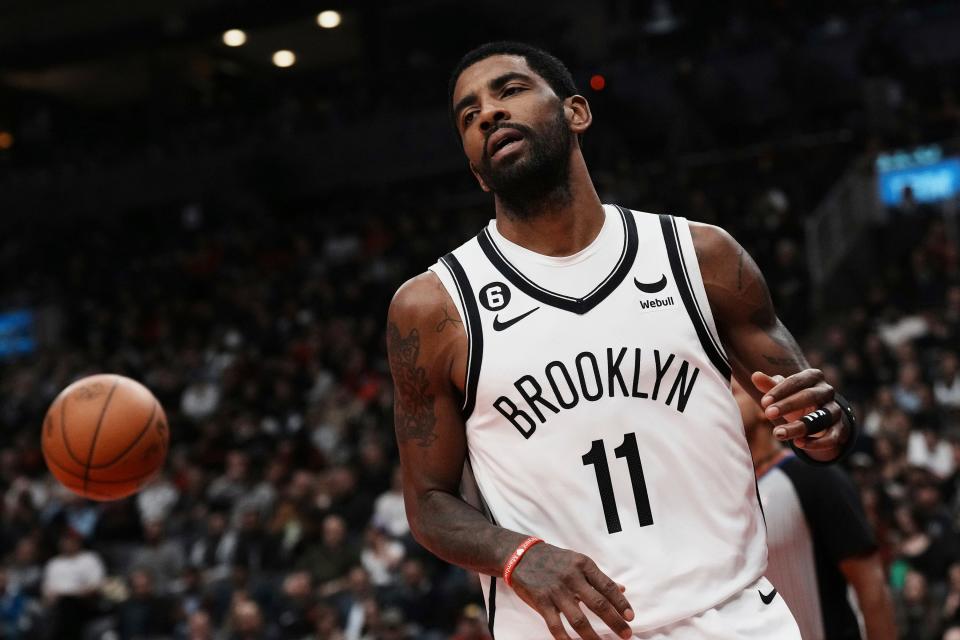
[41,373,169,501]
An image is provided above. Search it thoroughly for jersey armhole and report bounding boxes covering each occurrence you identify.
[429,254,484,419]
[673,217,731,365]
[658,215,732,379]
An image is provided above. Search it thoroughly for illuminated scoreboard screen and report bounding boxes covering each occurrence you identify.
[877,144,960,206]
[0,309,36,358]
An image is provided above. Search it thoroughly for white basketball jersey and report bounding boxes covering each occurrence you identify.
[429,205,767,638]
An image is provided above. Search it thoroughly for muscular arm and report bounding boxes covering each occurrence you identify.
[387,272,528,576]
[692,223,849,461]
[388,272,635,640]
[692,223,808,388]
[839,554,897,640]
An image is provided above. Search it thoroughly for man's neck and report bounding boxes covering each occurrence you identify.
[492,155,605,257]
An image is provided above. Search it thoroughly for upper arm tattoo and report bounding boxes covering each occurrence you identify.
[387,322,438,447]
[436,305,463,333]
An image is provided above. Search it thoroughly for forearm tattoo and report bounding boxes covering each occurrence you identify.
[387,323,438,447]
[763,354,802,367]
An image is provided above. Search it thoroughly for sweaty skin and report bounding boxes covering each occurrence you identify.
[388,52,851,640]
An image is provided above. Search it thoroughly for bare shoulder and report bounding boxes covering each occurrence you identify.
[688,221,774,326]
[387,271,467,388]
[389,271,451,323]
[688,221,741,285]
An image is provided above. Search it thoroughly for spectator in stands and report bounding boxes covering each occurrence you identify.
[189,509,234,580]
[180,609,214,640]
[311,602,346,640]
[116,568,176,639]
[136,471,181,524]
[942,563,960,632]
[130,519,186,594]
[893,570,940,640]
[6,538,42,598]
[382,558,440,634]
[296,514,359,587]
[268,570,314,638]
[206,451,252,514]
[41,528,106,640]
[450,604,493,640]
[360,525,405,588]
[934,352,960,412]
[327,566,376,640]
[0,567,37,639]
[224,598,273,640]
[371,465,409,540]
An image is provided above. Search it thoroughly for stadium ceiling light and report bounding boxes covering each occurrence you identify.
[272,50,296,68]
[317,10,342,29]
[222,29,247,47]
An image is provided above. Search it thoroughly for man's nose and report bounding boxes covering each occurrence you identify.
[479,107,508,131]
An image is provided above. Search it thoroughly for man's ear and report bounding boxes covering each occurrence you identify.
[565,95,592,136]
[469,163,491,192]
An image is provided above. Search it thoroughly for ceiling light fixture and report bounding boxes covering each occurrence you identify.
[317,10,342,29]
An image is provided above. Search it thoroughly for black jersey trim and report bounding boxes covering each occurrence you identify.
[753,473,766,527]
[440,253,483,420]
[461,460,498,636]
[476,205,639,315]
[659,215,732,379]
[668,216,731,370]
[488,576,497,637]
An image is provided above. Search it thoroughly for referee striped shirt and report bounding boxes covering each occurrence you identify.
[758,452,877,640]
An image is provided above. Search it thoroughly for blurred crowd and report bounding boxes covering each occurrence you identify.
[0,2,959,638]
[0,153,956,640]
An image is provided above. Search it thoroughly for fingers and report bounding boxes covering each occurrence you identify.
[762,386,833,421]
[758,369,824,409]
[585,567,634,622]
[574,581,633,639]
[774,404,843,445]
[554,596,602,640]
[540,605,574,640]
[795,421,848,451]
[750,371,780,395]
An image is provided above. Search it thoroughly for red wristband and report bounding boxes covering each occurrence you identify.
[503,536,543,587]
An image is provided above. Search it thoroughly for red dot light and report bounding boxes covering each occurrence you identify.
[590,74,606,91]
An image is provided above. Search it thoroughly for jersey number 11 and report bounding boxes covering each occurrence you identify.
[582,433,654,534]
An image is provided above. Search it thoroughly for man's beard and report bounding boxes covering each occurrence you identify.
[475,107,574,218]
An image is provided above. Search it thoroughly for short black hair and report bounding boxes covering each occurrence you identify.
[448,41,578,130]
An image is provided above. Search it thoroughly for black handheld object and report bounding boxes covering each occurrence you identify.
[791,393,859,466]
[800,407,833,435]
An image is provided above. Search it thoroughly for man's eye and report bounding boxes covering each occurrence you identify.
[463,112,476,127]
[502,86,523,97]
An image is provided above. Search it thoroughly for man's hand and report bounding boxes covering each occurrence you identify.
[510,543,634,640]
[752,370,850,462]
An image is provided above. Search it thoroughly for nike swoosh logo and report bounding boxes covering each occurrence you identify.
[634,274,667,293]
[759,587,778,605]
[493,307,540,331]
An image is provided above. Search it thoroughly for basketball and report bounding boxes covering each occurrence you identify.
[41,373,169,501]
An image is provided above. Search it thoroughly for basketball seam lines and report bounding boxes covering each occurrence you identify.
[86,402,157,469]
[61,394,87,466]
[82,380,120,493]
[45,450,161,484]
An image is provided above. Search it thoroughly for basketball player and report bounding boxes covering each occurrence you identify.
[386,41,857,639]
[734,379,897,640]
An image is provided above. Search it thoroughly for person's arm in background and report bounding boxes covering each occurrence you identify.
[839,554,897,640]
[692,222,855,462]
[387,272,634,640]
